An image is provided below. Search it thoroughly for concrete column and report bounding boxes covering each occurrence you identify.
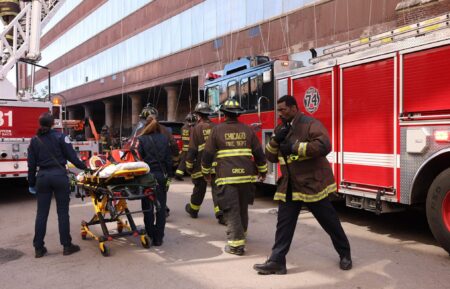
[103,100,114,129]
[83,104,93,139]
[164,86,178,121]
[129,94,142,127]
[67,107,77,120]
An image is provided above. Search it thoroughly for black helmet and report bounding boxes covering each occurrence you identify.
[194,102,213,115]
[185,113,197,124]
[139,104,158,119]
[220,98,245,114]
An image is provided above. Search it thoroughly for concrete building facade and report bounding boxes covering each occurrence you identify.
[33,0,450,134]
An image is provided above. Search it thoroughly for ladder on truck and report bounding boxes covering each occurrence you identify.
[0,0,65,86]
[310,13,450,64]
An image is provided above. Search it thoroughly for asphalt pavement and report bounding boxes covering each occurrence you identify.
[0,179,449,289]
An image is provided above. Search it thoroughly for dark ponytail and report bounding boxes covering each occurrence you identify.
[37,112,54,136]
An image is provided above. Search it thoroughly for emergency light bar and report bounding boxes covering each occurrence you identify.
[206,72,221,80]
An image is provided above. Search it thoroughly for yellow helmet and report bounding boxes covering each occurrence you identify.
[139,104,158,119]
[220,98,245,114]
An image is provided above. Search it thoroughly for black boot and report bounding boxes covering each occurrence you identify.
[216,212,226,225]
[35,246,47,258]
[63,244,80,256]
[253,260,287,275]
[224,245,245,256]
[185,203,198,218]
[339,256,352,270]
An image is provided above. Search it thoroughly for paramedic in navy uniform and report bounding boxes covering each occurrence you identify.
[27,112,89,258]
[137,118,173,246]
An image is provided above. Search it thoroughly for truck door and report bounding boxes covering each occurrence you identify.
[339,56,398,195]
[292,69,336,174]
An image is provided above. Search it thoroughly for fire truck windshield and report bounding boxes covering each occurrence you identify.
[204,66,274,114]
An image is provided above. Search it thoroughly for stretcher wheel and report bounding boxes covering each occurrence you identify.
[140,235,150,249]
[99,242,110,257]
[81,232,87,240]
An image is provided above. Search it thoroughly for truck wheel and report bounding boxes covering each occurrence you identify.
[426,168,450,255]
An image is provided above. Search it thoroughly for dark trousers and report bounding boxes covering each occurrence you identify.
[142,172,167,242]
[190,177,220,214]
[270,196,351,265]
[33,173,72,248]
[217,183,254,247]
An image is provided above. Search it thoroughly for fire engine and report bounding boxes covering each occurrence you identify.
[203,14,450,254]
[0,1,98,179]
[0,0,67,178]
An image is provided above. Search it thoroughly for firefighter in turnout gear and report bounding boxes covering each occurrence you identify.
[174,113,197,180]
[202,99,268,255]
[253,95,351,275]
[185,102,225,225]
[100,125,111,154]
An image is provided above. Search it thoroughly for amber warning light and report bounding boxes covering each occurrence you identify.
[434,130,450,142]
[52,96,61,105]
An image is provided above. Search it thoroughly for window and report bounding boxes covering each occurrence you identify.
[207,86,221,110]
[227,81,238,100]
[260,70,274,111]
[240,78,250,110]
[249,75,259,111]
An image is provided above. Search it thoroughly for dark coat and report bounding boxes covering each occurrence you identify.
[202,119,267,186]
[265,112,336,202]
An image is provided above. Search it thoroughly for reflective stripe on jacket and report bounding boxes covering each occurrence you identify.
[202,119,267,186]
[186,120,215,179]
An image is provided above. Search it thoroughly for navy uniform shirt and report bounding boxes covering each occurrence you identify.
[137,132,173,178]
[27,129,87,187]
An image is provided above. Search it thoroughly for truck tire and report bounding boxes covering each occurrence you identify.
[426,168,450,255]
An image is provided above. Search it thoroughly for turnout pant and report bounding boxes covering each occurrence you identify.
[189,177,221,215]
[34,172,72,249]
[142,172,167,243]
[175,151,187,176]
[216,183,255,248]
[270,196,351,265]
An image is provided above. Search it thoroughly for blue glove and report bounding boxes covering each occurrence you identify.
[29,186,37,195]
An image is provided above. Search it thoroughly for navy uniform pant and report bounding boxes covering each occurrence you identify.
[270,196,351,265]
[33,172,72,249]
[142,172,167,243]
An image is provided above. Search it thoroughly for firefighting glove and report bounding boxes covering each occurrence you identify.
[279,141,293,157]
[272,123,291,144]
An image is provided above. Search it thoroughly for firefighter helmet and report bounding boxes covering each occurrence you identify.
[139,104,158,119]
[185,113,197,124]
[194,102,213,115]
[220,98,245,114]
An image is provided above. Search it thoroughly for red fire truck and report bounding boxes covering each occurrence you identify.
[0,1,66,178]
[204,14,450,254]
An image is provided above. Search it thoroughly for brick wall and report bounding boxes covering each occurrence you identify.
[396,0,450,26]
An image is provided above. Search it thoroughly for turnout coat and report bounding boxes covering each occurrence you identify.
[265,112,336,202]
